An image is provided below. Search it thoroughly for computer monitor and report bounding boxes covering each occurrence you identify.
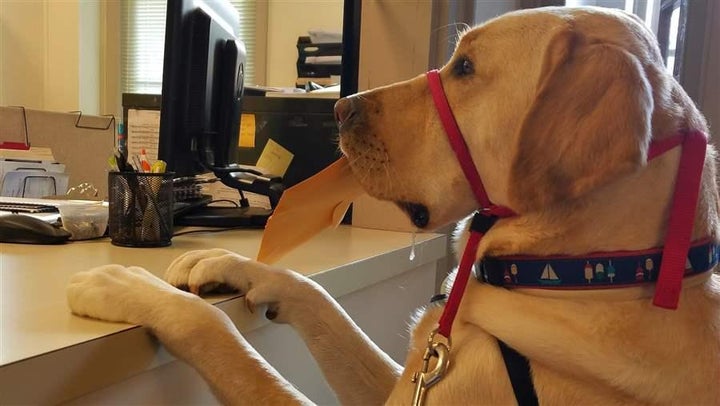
[157,0,361,228]
[159,0,282,227]
[159,0,242,177]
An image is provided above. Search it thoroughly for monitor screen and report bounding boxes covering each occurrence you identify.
[158,0,245,178]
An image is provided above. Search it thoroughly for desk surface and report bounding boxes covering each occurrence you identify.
[0,226,446,367]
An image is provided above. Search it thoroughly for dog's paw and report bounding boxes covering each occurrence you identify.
[67,264,191,325]
[164,248,245,294]
[165,249,314,322]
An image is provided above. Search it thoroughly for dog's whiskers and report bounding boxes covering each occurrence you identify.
[354,94,371,103]
[430,22,472,54]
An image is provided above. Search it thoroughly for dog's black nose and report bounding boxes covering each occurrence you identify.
[334,97,357,129]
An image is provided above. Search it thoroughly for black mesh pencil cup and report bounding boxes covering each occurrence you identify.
[108,172,174,247]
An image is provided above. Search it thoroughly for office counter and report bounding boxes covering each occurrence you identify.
[0,226,447,404]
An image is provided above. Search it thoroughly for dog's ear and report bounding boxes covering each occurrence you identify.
[508,27,653,212]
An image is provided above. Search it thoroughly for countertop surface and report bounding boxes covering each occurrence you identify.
[0,225,446,367]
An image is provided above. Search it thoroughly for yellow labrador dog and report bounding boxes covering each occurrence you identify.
[67,6,720,405]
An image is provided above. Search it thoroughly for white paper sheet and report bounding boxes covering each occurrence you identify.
[127,109,160,161]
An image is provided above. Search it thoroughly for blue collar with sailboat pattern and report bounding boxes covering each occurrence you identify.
[477,239,719,289]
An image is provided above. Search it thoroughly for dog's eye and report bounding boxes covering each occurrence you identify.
[453,57,474,77]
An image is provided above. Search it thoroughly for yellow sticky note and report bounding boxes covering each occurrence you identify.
[256,139,294,177]
[239,113,256,148]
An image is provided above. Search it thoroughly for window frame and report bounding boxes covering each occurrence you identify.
[120,0,267,95]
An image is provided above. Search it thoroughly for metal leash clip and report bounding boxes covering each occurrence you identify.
[411,328,451,406]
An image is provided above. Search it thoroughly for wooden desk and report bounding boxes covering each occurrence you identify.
[0,226,446,404]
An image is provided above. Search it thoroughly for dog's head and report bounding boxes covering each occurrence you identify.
[336,7,700,230]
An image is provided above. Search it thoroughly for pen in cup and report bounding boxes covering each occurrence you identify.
[139,149,152,172]
[110,147,167,174]
[108,155,119,172]
[113,148,134,172]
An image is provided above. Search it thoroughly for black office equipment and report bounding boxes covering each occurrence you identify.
[121,93,341,227]
[157,0,283,227]
[296,36,342,88]
[108,172,174,247]
[126,0,362,228]
[341,0,361,97]
[0,201,59,214]
[238,96,342,189]
[0,214,70,244]
[159,0,244,177]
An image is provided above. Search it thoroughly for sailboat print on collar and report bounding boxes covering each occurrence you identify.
[538,264,562,285]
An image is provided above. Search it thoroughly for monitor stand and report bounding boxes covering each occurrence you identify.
[172,170,283,228]
[175,205,272,228]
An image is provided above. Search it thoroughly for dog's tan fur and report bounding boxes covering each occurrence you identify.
[67,6,720,405]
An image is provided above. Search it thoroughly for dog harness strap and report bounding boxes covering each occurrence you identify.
[497,340,539,406]
[647,132,686,159]
[653,130,707,309]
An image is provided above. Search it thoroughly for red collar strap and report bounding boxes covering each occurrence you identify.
[426,69,710,339]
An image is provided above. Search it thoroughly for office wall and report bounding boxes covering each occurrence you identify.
[357,0,433,89]
[0,1,46,110]
[0,0,104,115]
[265,0,343,88]
[99,1,121,118]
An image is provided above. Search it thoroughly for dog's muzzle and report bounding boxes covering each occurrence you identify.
[334,97,358,131]
[335,93,433,227]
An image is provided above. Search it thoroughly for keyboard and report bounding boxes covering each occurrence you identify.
[0,201,60,214]
[173,194,214,218]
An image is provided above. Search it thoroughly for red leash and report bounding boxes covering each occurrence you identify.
[652,130,707,308]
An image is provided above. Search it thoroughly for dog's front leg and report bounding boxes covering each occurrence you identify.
[67,264,313,405]
[166,249,403,405]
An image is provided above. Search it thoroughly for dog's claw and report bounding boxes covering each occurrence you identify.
[245,297,256,314]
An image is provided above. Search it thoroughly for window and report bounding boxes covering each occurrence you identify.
[121,0,260,94]
[656,0,683,77]
[465,0,716,126]
[563,0,686,76]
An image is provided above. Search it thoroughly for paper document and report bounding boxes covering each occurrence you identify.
[256,157,363,264]
[0,147,56,162]
[197,173,271,209]
[127,109,160,161]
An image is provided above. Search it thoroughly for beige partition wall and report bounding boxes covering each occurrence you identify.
[357,1,433,90]
[351,0,433,232]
